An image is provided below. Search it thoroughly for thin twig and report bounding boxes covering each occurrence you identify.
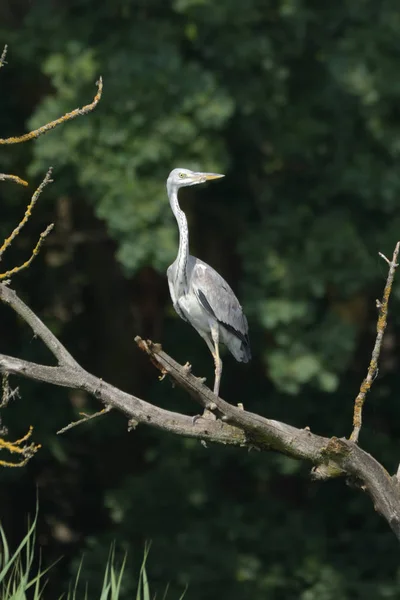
[0,224,54,281]
[1,373,19,408]
[57,405,112,435]
[0,174,28,186]
[0,425,41,467]
[0,77,103,145]
[0,168,53,260]
[0,45,7,69]
[350,242,400,442]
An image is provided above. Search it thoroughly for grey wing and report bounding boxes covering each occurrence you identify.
[190,259,250,349]
[167,264,188,322]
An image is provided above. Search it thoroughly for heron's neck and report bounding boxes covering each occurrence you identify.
[169,186,189,292]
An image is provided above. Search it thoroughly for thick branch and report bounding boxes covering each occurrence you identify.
[0,354,245,447]
[1,285,400,539]
[135,337,400,540]
[0,284,78,368]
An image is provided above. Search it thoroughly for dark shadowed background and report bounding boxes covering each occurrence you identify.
[1,0,400,597]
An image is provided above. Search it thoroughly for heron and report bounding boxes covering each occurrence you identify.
[166,167,251,397]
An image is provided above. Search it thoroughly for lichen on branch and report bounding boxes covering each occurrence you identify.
[0,45,7,69]
[0,168,54,282]
[350,242,400,443]
[0,375,40,468]
[0,45,103,467]
[0,174,28,186]
[0,77,103,145]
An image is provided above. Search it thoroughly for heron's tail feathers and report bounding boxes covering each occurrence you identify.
[240,341,251,363]
[223,329,251,363]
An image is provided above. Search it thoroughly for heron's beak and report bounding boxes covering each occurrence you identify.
[203,172,225,181]
[195,172,225,183]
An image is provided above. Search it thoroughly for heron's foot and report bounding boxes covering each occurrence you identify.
[237,402,244,410]
[197,376,207,384]
[183,361,192,374]
[128,418,139,431]
[192,407,217,424]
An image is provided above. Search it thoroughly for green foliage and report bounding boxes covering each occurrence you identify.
[17,0,400,391]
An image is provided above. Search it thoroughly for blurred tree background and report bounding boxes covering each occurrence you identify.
[1,0,400,597]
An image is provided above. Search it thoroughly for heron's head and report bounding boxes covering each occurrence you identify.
[167,168,224,191]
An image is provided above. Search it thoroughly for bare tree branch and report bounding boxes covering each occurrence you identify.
[0,285,79,368]
[0,174,28,186]
[57,405,113,435]
[0,78,103,145]
[0,169,54,284]
[0,282,400,538]
[0,45,7,69]
[0,424,40,468]
[0,224,54,281]
[350,242,400,442]
[0,47,103,468]
[1,45,398,538]
[0,352,246,446]
[0,168,53,260]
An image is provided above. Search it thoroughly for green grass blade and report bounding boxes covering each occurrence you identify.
[136,541,151,600]
[0,514,37,584]
[161,583,170,600]
[0,523,10,568]
[178,583,188,599]
[114,552,127,597]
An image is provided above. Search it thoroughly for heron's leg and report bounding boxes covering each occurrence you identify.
[192,329,221,424]
[199,332,215,357]
[210,323,222,397]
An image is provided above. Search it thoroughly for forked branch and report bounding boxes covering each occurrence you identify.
[0,374,40,467]
[0,270,400,538]
[0,45,103,467]
[0,169,54,282]
[0,426,41,468]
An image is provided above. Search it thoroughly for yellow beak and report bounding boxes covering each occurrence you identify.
[200,172,225,181]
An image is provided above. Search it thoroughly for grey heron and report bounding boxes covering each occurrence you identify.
[166,167,251,397]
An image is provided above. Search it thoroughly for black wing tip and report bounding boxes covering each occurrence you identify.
[240,342,251,363]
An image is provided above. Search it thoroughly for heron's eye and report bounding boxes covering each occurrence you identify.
[179,172,187,179]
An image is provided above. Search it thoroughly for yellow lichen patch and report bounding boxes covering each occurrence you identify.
[0,426,41,468]
[0,174,28,186]
[350,242,400,442]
